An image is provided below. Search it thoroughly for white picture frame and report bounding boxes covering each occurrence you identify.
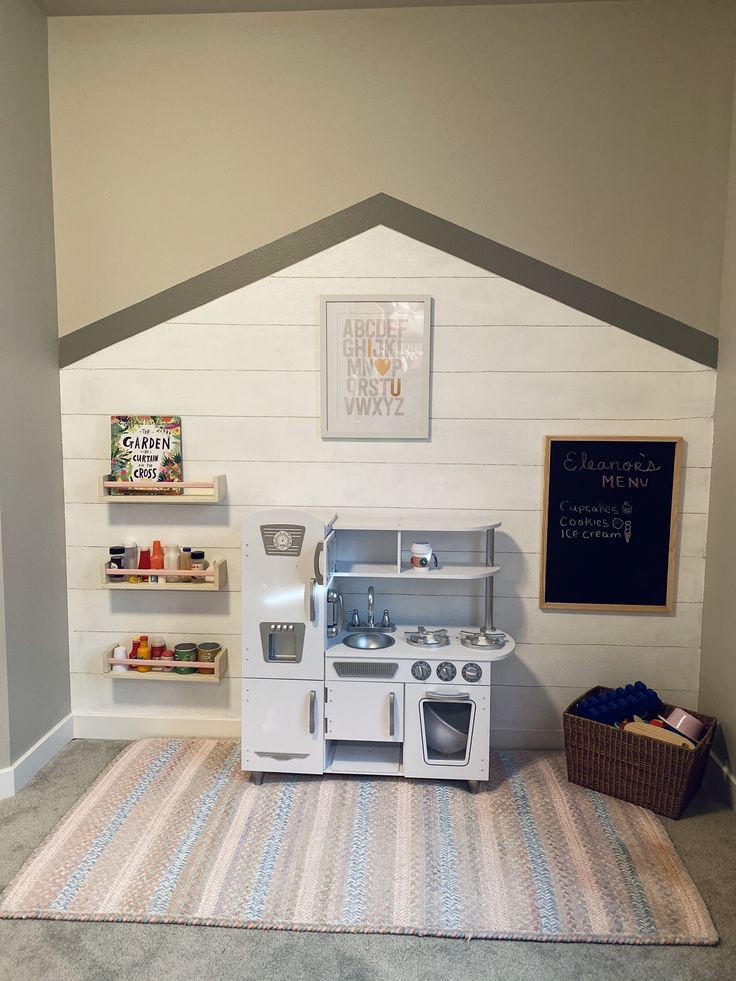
[320,295,432,440]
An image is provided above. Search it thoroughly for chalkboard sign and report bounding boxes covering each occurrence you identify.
[540,436,683,612]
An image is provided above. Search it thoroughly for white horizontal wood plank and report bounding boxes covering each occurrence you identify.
[67,323,704,374]
[60,415,714,469]
[63,542,707,607]
[490,685,698,730]
[495,599,703,649]
[170,276,609,328]
[71,673,240,717]
[67,589,240,635]
[62,503,708,559]
[60,368,715,421]
[491,644,701,691]
[62,458,711,515]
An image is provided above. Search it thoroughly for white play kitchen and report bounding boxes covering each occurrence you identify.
[241,509,514,791]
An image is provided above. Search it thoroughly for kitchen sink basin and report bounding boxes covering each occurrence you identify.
[343,631,396,650]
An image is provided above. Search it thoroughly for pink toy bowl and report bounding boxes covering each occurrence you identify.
[659,707,706,743]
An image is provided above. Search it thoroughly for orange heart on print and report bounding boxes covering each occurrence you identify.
[374,358,391,376]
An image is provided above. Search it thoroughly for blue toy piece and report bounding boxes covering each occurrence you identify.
[575,682,662,725]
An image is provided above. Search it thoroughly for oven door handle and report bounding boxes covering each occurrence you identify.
[425,691,470,701]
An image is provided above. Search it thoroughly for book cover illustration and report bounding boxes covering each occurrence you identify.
[110,416,183,495]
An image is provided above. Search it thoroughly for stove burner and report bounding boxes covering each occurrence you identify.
[404,626,450,649]
[460,627,506,650]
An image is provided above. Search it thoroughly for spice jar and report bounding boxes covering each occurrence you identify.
[106,546,126,582]
[177,549,193,583]
[197,642,220,675]
[173,642,197,675]
[191,550,207,583]
[112,644,129,673]
[150,541,164,584]
[123,540,138,582]
[137,635,152,672]
[138,548,151,583]
[164,544,180,583]
[150,635,166,670]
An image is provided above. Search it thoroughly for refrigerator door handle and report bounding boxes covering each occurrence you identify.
[309,690,317,735]
[313,542,324,586]
[305,578,317,623]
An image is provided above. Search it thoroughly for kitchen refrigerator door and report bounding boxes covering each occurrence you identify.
[403,683,490,782]
[243,510,333,679]
[242,678,324,774]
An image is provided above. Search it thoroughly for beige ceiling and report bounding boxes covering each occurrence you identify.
[38,1,623,15]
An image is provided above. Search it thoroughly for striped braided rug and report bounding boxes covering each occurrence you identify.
[0,739,717,944]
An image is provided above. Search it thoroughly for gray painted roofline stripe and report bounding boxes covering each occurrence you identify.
[59,192,718,368]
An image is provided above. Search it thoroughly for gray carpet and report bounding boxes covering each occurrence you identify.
[0,740,733,981]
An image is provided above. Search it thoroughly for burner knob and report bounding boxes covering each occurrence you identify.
[462,662,482,683]
[411,660,431,681]
[436,661,456,682]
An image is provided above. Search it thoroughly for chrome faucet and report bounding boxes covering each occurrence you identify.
[367,586,375,628]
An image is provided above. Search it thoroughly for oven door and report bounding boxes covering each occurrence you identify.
[403,683,490,782]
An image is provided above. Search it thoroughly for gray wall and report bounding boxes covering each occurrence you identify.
[700,68,736,808]
[48,2,735,338]
[0,514,9,769]
[0,0,71,763]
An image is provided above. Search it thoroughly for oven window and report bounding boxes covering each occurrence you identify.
[421,700,474,764]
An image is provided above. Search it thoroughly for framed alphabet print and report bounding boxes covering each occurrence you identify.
[320,295,432,439]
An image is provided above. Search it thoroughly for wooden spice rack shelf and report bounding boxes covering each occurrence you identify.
[101,559,227,591]
[99,475,225,504]
[103,646,228,683]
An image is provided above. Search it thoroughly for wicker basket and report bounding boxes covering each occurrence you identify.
[563,686,716,820]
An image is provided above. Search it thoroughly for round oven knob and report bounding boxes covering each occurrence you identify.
[462,662,482,683]
[436,661,456,682]
[411,660,431,681]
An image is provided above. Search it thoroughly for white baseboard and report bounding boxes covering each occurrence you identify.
[0,713,74,800]
[73,713,240,741]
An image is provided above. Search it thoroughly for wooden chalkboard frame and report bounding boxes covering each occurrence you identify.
[539,435,683,613]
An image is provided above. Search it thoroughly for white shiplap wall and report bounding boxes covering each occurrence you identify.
[61,227,715,746]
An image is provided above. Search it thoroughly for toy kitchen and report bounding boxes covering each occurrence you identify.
[241,509,514,792]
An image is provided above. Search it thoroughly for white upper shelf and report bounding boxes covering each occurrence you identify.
[333,561,500,580]
[333,511,502,532]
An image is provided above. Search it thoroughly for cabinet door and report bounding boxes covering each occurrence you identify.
[242,678,324,774]
[326,681,403,742]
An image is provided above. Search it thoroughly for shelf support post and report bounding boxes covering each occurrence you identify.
[484,528,495,629]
